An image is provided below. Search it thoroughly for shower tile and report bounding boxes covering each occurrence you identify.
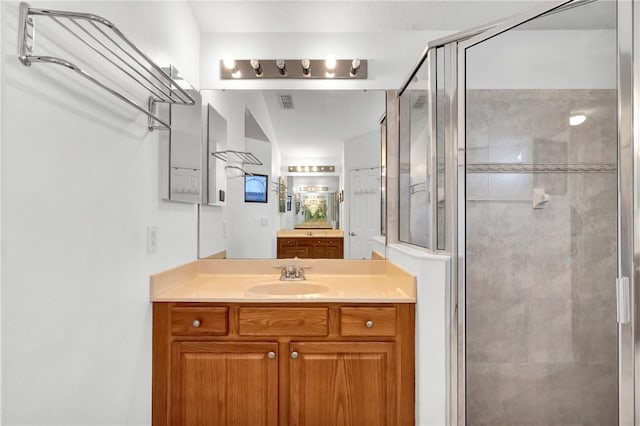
[531,193,571,237]
[572,234,616,300]
[524,299,575,363]
[465,201,490,237]
[533,138,568,195]
[536,363,618,426]
[488,174,532,198]
[574,298,617,364]
[489,145,533,163]
[486,202,534,237]
[467,362,618,426]
[524,235,573,300]
[467,174,489,197]
[466,362,548,425]
[466,299,527,362]
[467,147,489,163]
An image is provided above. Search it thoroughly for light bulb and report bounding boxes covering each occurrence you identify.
[250,59,263,76]
[325,55,336,71]
[301,59,311,76]
[350,58,361,76]
[569,114,587,126]
[231,70,242,78]
[276,59,287,75]
[223,59,236,70]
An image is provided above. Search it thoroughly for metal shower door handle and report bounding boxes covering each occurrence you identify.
[617,277,630,324]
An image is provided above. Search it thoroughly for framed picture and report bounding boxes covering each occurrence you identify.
[286,195,292,211]
[244,174,268,203]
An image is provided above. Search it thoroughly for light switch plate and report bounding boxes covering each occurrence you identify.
[147,225,158,253]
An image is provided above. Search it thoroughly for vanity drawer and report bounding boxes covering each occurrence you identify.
[239,307,328,336]
[279,238,298,247]
[340,307,397,336]
[171,307,228,336]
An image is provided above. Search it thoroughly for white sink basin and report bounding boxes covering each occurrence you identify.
[247,282,330,296]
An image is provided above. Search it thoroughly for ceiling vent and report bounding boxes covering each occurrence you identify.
[279,94,294,110]
[412,95,427,109]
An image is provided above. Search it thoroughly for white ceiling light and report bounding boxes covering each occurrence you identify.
[569,114,587,126]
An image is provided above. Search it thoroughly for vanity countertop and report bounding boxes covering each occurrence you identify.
[150,259,415,303]
[277,229,344,238]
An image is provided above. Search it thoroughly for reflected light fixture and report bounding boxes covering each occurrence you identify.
[301,59,311,76]
[350,58,361,76]
[276,59,287,75]
[288,165,336,173]
[250,59,263,77]
[569,114,587,126]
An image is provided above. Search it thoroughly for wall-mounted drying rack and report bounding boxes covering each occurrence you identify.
[225,165,254,177]
[212,150,263,166]
[17,2,196,130]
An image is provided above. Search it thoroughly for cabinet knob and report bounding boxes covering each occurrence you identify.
[192,319,201,328]
[267,351,276,360]
[291,351,299,359]
[365,320,374,328]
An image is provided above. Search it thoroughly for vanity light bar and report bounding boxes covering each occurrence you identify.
[288,165,336,173]
[299,186,329,192]
[221,59,367,79]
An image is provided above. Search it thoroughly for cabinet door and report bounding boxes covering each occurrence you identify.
[289,342,395,426]
[171,341,278,426]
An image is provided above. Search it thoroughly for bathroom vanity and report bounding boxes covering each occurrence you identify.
[151,259,415,426]
[276,229,344,259]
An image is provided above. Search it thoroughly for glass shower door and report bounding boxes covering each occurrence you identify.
[460,1,620,424]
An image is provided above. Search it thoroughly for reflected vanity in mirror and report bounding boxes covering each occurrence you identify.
[197,90,386,260]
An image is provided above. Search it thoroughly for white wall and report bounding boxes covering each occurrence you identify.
[467,30,616,89]
[386,244,451,426]
[2,1,200,424]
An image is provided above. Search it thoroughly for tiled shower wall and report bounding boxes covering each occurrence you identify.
[465,89,618,425]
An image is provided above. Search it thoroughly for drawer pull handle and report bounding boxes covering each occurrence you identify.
[291,351,299,359]
[267,351,276,360]
[192,319,201,328]
[365,320,374,328]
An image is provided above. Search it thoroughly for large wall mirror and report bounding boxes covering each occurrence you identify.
[197,90,386,260]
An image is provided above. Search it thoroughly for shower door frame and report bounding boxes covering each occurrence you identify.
[451,0,637,424]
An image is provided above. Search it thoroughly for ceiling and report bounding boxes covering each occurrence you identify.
[260,90,385,160]
[187,1,546,33]
[187,1,616,34]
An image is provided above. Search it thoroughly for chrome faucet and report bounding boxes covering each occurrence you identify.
[277,264,310,281]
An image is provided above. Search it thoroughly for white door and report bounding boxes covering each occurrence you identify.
[348,168,381,259]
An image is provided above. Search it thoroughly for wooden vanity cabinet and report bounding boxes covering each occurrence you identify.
[153,303,415,426]
[277,237,344,259]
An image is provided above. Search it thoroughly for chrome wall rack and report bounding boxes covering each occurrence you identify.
[212,150,263,166]
[17,2,196,130]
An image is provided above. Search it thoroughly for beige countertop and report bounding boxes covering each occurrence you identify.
[150,259,415,303]
[277,229,344,238]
